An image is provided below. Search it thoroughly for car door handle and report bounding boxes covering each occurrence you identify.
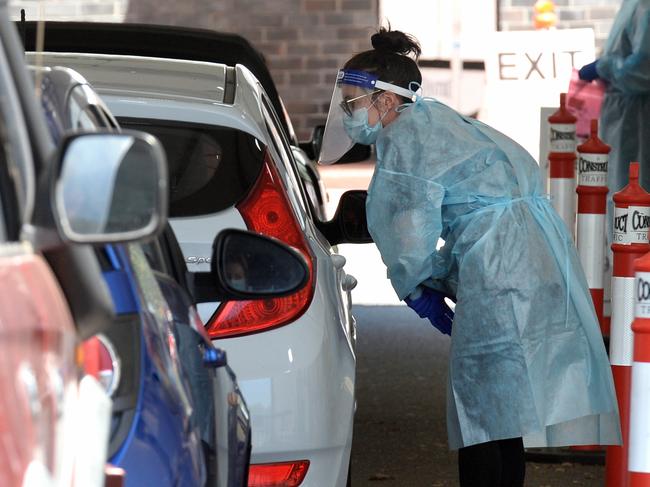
[331,254,346,270]
[342,274,358,292]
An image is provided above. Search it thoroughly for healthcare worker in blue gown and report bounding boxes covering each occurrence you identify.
[578,0,650,201]
[319,28,621,487]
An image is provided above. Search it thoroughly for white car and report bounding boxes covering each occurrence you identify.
[29,24,371,487]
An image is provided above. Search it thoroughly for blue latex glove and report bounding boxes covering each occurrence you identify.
[578,60,600,82]
[404,287,454,335]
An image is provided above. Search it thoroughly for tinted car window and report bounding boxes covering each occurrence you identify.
[301,171,320,217]
[99,106,119,130]
[140,240,168,274]
[68,86,103,131]
[125,243,193,408]
[260,96,311,222]
[119,118,264,217]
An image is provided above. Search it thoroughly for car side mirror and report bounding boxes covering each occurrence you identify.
[208,229,309,300]
[54,131,168,244]
[317,190,373,245]
[299,125,371,164]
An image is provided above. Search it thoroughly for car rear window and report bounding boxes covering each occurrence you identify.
[118,118,264,217]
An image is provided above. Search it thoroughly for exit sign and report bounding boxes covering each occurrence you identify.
[479,28,595,164]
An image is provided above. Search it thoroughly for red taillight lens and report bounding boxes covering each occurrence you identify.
[81,335,120,397]
[248,461,310,487]
[207,153,315,339]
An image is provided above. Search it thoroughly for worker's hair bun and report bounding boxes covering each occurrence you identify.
[371,27,421,59]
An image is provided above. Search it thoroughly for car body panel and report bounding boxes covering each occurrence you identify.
[27,53,268,140]
[0,246,79,487]
[111,244,206,487]
[18,21,291,136]
[34,53,228,104]
[156,271,251,487]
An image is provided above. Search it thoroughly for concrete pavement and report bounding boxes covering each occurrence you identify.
[351,305,605,486]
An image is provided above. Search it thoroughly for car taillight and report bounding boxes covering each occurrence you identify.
[248,461,310,487]
[81,335,120,397]
[207,152,315,339]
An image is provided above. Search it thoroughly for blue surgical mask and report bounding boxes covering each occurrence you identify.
[343,106,384,145]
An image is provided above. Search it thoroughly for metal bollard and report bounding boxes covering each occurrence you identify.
[629,254,650,486]
[548,92,577,239]
[576,119,610,336]
[607,162,650,487]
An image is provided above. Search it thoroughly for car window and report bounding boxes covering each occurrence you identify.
[117,118,264,218]
[125,243,193,411]
[140,240,169,275]
[94,247,114,272]
[99,107,119,130]
[68,85,103,131]
[260,95,312,223]
[301,173,319,212]
[293,149,324,220]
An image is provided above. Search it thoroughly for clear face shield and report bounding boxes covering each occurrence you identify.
[318,69,416,165]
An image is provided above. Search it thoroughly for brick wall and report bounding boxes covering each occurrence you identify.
[126,0,379,139]
[499,0,622,50]
[9,0,127,22]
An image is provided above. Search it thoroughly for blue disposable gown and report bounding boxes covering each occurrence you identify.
[366,99,621,450]
[597,0,650,194]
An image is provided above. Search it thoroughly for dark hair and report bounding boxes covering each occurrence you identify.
[344,26,422,99]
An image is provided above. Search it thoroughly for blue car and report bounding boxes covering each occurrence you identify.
[33,65,256,486]
[98,243,208,485]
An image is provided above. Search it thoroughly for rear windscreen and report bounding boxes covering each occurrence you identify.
[119,118,265,217]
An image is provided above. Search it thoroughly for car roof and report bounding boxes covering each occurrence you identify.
[31,53,229,104]
[18,21,291,136]
[27,52,270,142]
[30,63,117,132]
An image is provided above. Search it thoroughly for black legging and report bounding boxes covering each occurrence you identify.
[458,437,525,487]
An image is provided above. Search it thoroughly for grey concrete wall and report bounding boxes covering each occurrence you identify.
[499,0,623,50]
[9,0,127,22]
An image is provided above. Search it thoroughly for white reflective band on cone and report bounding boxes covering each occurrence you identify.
[550,178,576,237]
[614,206,629,243]
[604,245,613,318]
[578,153,608,187]
[629,362,650,473]
[628,206,650,244]
[611,276,636,366]
[577,213,605,289]
[550,123,576,153]
[637,272,650,319]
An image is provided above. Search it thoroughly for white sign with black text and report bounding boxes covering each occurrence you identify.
[480,29,595,164]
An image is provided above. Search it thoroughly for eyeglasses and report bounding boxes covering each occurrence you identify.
[339,90,381,117]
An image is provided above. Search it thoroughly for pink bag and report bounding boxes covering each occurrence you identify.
[566,68,606,138]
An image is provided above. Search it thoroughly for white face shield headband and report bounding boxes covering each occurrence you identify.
[318,69,417,165]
